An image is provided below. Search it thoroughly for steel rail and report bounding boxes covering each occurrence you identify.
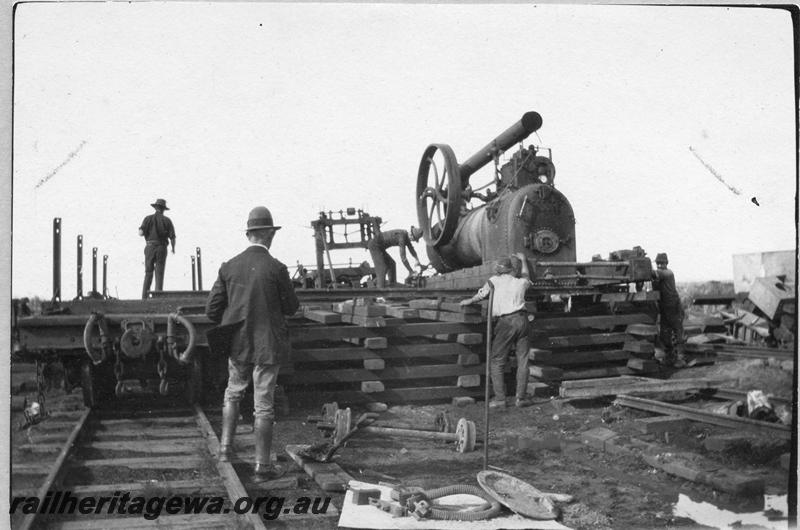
[194,404,268,530]
[614,395,791,439]
[17,407,92,530]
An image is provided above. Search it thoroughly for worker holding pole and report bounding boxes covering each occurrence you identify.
[461,253,534,409]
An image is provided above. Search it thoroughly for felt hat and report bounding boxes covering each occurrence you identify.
[655,253,669,264]
[409,226,423,242]
[246,206,281,231]
[151,198,169,210]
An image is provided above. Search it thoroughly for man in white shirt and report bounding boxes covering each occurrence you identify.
[461,253,534,409]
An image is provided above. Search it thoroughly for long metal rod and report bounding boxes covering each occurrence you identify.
[102,255,108,298]
[52,218,61,303]
[195,247,203,290]
[91,247,98,294]
[191,256,197,291]
[483,286,495,470]
[76,235,83,300]
[17,407,91,530]
[615,394,791,439]
[321,231,337,288]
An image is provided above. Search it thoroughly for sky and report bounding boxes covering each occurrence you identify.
[11,2,797,299]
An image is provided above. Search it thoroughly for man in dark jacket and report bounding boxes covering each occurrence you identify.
[139,198,176,299]
[206,206,300,479]
[652,253,686,367]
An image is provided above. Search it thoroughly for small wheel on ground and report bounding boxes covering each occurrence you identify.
[455,418,477,453]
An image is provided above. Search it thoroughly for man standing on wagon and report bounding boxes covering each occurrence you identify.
[139,198,176,299]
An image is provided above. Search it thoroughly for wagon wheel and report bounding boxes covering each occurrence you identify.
[455,418,477,453]
[416,143,463,248]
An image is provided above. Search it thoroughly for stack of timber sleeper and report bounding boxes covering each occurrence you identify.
[527,312,661,394]
[285,294,668,404]
[285,299,487,405]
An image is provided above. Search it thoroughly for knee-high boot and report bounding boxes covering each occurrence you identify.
[253,417,284,479]
[219,401,239,462]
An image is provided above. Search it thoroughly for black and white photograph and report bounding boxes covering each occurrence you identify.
[6,2,797,529]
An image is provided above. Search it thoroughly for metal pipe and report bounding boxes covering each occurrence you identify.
[195,247,203,290]
[52,218,61,303]
[191,256,196,291]
[359,425,458,442]
[91,247,98,294]
[459,112,543,183]
[76,235,83,300]
[102,255,108,298]
[483,285,495,470]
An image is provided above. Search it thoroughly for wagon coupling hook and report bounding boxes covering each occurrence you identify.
[166,312,197,364]
[83,312,111,365]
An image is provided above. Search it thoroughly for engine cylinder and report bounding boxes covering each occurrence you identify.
[431,183,576,272]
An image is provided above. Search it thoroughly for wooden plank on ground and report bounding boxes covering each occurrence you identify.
[64,478,225,496]
[560,375,651,389]
[614,395,792,439]
[75,456,206,470]
[546,332,629,348]
[286,444,353,492]
[560,377,732,398]
[51,514,238,529]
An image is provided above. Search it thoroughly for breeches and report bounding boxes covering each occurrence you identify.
[224,358,280,420]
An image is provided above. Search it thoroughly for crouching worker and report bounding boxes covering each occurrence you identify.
[460,253,534,409]
[205,206,300,480]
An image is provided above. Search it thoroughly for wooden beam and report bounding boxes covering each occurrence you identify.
[292,342,474,363]
[614,395,791,439]
[539,349,630,367]
[546,332,628,348]
[560,378,732,398]
[290,363,485,384]
[532,314,653,332]
[293,385,485,405]
[417,309,483,323]
[291,322,480,343]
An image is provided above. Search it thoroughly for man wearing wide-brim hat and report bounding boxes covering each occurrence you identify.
[205,206,300,480]
[138,198,176,299]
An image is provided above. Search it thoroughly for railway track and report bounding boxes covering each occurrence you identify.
[10,395,337,530]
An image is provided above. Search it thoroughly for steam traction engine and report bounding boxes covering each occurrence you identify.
[416,111,651,289]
